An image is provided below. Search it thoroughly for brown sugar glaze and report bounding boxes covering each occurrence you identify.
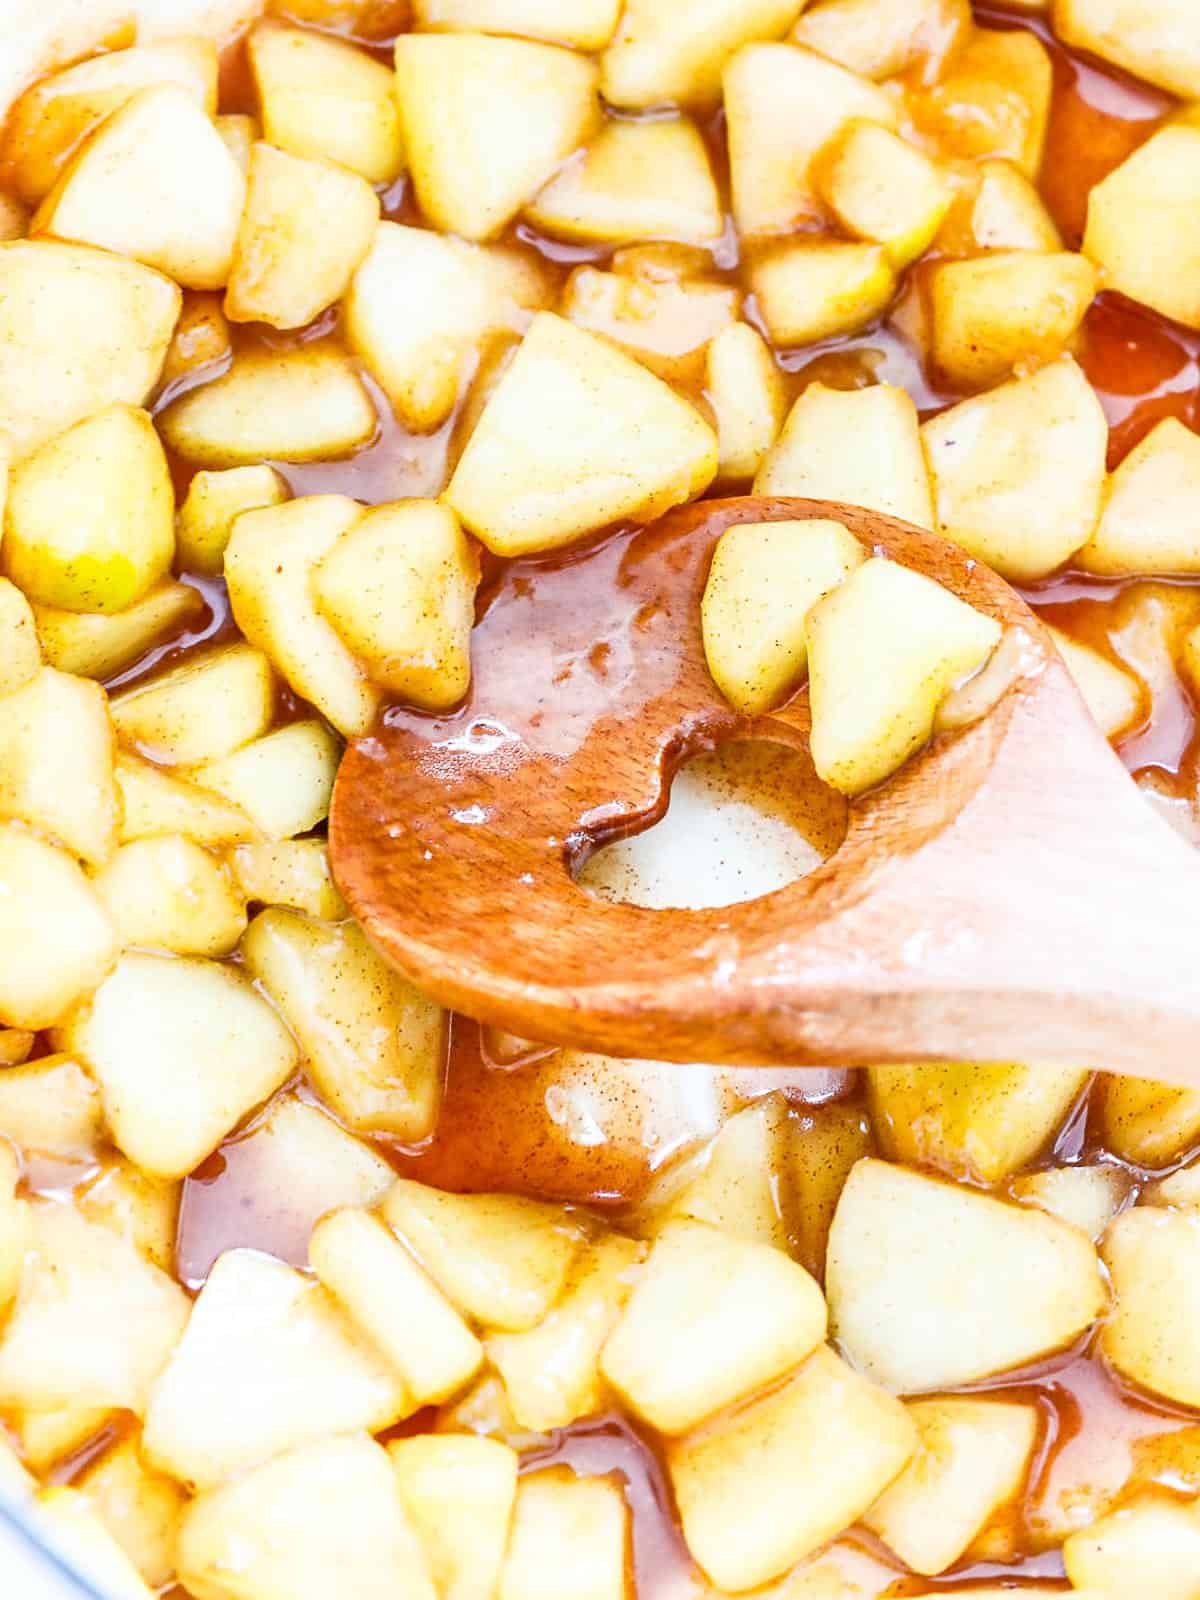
[16,1,1199,1590]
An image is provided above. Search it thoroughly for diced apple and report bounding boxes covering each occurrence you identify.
[646,1095,792,1251]
[0,1028,33,1066]
[1055,0,1200,99]
[792,0,971,81]
[160,344,377,467]
[14,1403,111,1475]
[706,323,786,483]
[178,1433,437,1600]
[116,753,258,848]
[110,643,273,767]
[527,116,721,246]
[5,404,173,612]
[77,1159,180,1274]
[0,824,117,1028]
[1081,418,1200,575]
[0,241,179,463]
[826,1159,1106,1391]
[161,292,232,387]
[0,579,39,696]
[395,34,599,241]
[818,121,952,268]
[446,313,717,556]
[35,582,204,681]
[669,1344,917,1591]
[226,143,379,330]
[61,951,298,1180]
[0,1053,102,1159]
[909,26,1051,177]
[562,264,739,385]
[868,1061,1088,1184]
[229,838,345,919]
[750,240,896,346]
[177,465,289,577]
[0,38,219,206]
[77,1431,187,1590]
[963,158,1062,251]
[754,381,934,528]
[786,1100,873,1281]
[382,1178,585,1330]
[143,1250,410,1490]
[1046,625,1141,740]
[93,835,246,957]
[930,251,1097,390]
[864,1398,1038,1574]
[0,1199,188,1415]
[724,42,897,236]
[435,1370,551,1453]
[249,21,404,184]
[487,1233,643,1431]
[216,113,257,172]
[389,1433,518,1600]
[500,1468,629,1600]
[1099,1075,1200,1169]
[1065,1495,1200,1597]
[224,496,380,736]
[1101,1207,1200,1407]
[807,557,1002,795]
[34,1488,157,1600]
[242,907,445,1139]
[701,516,864,715]
[603,0,806,109]
[922,357,1108,581]
[313,500,479,709]
[1010,1163,1132,1241]
[189,720,340,839]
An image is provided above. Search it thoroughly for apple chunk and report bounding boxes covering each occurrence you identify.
[1064,1496,1200,1600]
[33,1488,157,1600]
[34,582,204,681]
[0,579,40,695]
[176,465,289,578]
[446,313,717,556]
[930,251,1097,390]
[603,0,807,110]
[75,1430,187,1590]
[1046,624,1140,741]
[230,838,344,919]
[826,1159,1106,1391]
[1080,418,1200,576]
[818,120,953,268]
[792,0,970,81]
[1101,1207,1200,1408]
[909,25,1051,177]
[500,1468,628,1600]
[806,557,1002,796]
[750,240,896,347]
[389,1434,518,1600]
[190,721,341,840]
[1100,1074,1200,1169]
[706,323,785,483]
[561,264,738,386]
[115,753,258,848]
[110,642,274,766]
[93,836,247,957]
[415,0,619,47]
[1056,0,1200,101]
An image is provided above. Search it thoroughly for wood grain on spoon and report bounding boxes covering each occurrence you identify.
[330,497,1200,1081]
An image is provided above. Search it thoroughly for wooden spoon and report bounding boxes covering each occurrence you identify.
[329,497,1200,1084]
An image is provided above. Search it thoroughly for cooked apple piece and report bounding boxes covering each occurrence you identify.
[5,404,173,612]
[754,381,934,528]
[416,0,617,44]
[500,1467,628,1600]
[216,113,257,172]
[161,344,377,468]
[818,121,952,268]
[161,292,232,387]
[0,1143,27,1316]
[110,643,273,768]
[35,1488,157,1600]
[116,752,258,848]
[177,465,289,577]
[389,1434,517,1600]
[706,323,785,484]
[311,1209,482,1403]
[792,0,970,80]
[937,158,1062,257]
[93,835,246,957]
[1055,0,1200,98]
[601,1217,825,1435]
[179,1433,436,1600]
[1101,1207,1200,1406]
[1126,1424,1200,1500]
[447,313,716,555]
[701,517,864,715]
[229,838,345,919]
[827,1159,1106,1391]
[189,720,340,839]
[562,265,739,385]
[435,1370,551,1453]
[395,34,598,241]
[0,1199,188,1415]
[527,116,721,246]
[383,1179,586,1330]
[0,579,40,695]
[0,1028,33,1066]
[0,241,179,464]
[909,26,1051,176]
[226,143,378,330]
[786,1101,872,1281]
[864,1398,1038,1574]
[35,582,203,681]
[1099,1075,1200,1169]
[1064,1495,1200,1596]
[930,251,1097,390]
[143,1250,410,1490]
[1010,1163,1132,1241]
[807,557,1002,796]
[669,1344,916,1590]
[1080,418,1200,575]
[77,1160,180,1274]
[225,496,380,735]
[724,42,897,236]
[14,1402,111,1475]
[36,85,244,292]
[0,38,218,206]
[0,1053,102,1160]
[922,358,1108,581]
[647,1095,792,1251]
[313,500,479,709]
[0,666,120,864]
[868,1061,1088,1184]
[76,1431,187,1590]
[487,1233,643,1431]
[0,825,116,1028]
[242,907,445,1139]
[1046,625,1141,740]
[603,0,805,108]
[751,240,896,347]
[61,951,298,1180]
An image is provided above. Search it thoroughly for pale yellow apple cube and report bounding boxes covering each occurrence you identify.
[819,121,953,268]
[34,1488,157,1600]
[189,721,341,839]
[35,583,203,681]
[649,1096,792,1251]
[1055,0,1200,99]
[61,951,298,1180]
[14,1404,111,1476]
[785,1100,873,1280]
[561,265,739,386]
[965,159,1063,252]
[1081,418,1200,575]
[226,143,379,330]
[1101,1207,1200,1407]
[0,578,39,696]
[1100,1076,1200,1168]
[922,358,1108,581]
[1046,624,1141,739]
[1064,1494,1200,1597]
[1010,1162,1132,1241]
[111,642,274,767]
[435,1370,550,1453]
[161,292,233,388]
[229,838,345,919]
[499,1468,629,1600]
[909,26,1051,177]
[792,0,970,80]
[216,113,257,173]
[446,313,717,556]
[706,322,786,483]
[827,1159,1106,1391]
[930,250,1097,390]
[115,753,258,848]
[603,0,807,109]
[76,1431,187,1590]
[35,85,244,291]
[177,465,289,578]
[5,404,173,613]
[77,1159,180,1274]
[390,1435,517,1600]
[701,516,864,715]
[750,240,896,346]
[755,381,934,528]
[0,1053,102,1160]
[415,0,620,47]
[395,34,599,241]
[93,835,247,957]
